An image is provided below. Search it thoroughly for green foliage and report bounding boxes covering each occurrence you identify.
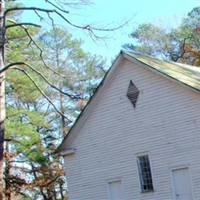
[5,107,48,163]
[127,23,170,56]
[4,24,106,200]
[3,2,107,198]
[124,6,200,65]
[39,26,106,117]
[6,70,43,103]
[6,20,40,63]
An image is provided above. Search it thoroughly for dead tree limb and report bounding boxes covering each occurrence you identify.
[1,61,80,99]
[12,67,72,122]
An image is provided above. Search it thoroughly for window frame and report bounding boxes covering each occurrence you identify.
[136,154,154,193]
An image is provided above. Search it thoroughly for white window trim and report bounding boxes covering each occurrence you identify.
[135,152,154,193]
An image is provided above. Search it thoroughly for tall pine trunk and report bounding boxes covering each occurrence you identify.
[0,0,5,199]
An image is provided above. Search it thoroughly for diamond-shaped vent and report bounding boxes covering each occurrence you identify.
[126,80,139,108]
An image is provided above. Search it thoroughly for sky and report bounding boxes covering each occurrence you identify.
[20,0,200,65]
[73,0,200,64]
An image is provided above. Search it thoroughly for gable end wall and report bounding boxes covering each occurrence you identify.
[64,59,200,200]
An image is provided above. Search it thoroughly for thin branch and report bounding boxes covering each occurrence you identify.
[7,20,66,78]
[4,6,129,39]
[3,7,54,19]
[0,62,24,73]
[34,10,44,21]
[47,11,55,28]
[4,138,21,144]
[45,0,69,14]
[4,138,12,142]
[12,67,72,122]
[2,61,79,99]
[6,23,41,29]
[26,63,79,99]
[41,175,60,188]
[23,27,66,77]
[6,35,27,41]
[0,75,5,84]
[4,6,91,31]
[8,160,28,163]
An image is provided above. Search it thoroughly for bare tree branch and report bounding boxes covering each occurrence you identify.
[0,62,24,72]
[12,67,72,122]
[1,61,80,99]
[8,160,28,164]
[33,10,44,21]
[4,138,21,144]
[3,7,54,19]
[4,6,130,38]
[47,11,56,28]
[6,20,67,78]
[45,0,69,14]
[6,23,41,29]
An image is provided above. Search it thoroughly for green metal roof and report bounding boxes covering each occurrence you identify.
[125,51,200,91]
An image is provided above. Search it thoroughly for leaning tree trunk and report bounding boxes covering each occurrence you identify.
[0,0,6,199]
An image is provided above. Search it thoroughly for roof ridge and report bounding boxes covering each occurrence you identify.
[123,50,200,70]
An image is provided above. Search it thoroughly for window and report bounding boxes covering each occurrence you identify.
[137,154,154,192]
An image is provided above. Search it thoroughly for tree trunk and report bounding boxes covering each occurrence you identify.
[0,0,6,199]
[0,121,5,200]
[4,143,11,200]
[0,60,5,200]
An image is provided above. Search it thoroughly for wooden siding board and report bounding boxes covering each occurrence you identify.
[64,59,200,200]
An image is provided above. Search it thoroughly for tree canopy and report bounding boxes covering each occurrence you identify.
[0,1,110,199]
[123,6,200,66]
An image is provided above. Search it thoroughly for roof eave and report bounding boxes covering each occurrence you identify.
[55,51,125,154]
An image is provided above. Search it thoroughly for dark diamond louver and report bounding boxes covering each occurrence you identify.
[126,80,139,108]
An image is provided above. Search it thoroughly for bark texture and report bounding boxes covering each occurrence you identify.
[0,0,5,199]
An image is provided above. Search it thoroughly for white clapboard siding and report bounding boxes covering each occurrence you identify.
[64,59,200,200]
